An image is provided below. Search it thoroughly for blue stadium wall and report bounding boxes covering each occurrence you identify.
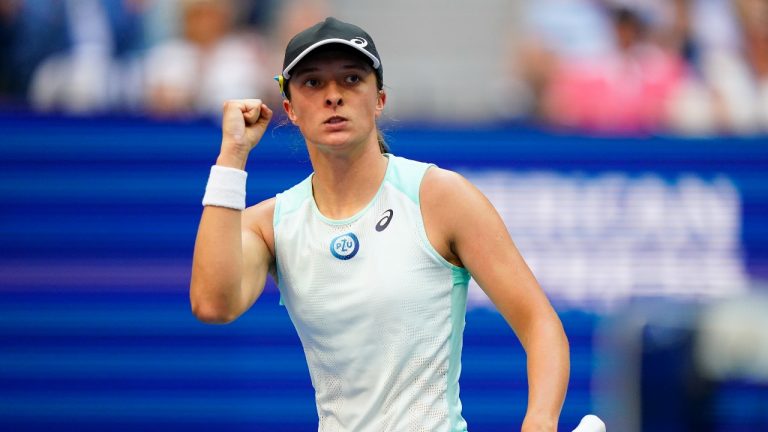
[1,114,766,431]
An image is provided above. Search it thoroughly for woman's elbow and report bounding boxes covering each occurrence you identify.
[191,299,239,324]
[189,282,241,324]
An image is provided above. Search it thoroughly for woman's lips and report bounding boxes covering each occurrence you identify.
[324,116,348,124]
[324,116,348,130]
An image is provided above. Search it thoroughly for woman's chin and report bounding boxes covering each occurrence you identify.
[311,134,368,153]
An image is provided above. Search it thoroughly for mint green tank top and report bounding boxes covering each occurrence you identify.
[273,154,470,431]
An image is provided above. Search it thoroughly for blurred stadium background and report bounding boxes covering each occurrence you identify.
[1,0,767,431]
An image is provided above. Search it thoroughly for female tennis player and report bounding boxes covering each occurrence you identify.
[190,17,570,432]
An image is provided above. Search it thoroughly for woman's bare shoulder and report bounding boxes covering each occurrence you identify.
[420,166,481,209]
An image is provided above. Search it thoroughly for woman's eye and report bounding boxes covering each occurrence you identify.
[345,75,361,84]
[304,79,319,88]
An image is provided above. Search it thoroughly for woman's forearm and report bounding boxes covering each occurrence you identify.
[521,311,570,431]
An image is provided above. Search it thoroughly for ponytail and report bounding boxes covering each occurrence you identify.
[377,128,389,154]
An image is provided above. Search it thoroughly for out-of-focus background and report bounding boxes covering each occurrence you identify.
[1,0,767,431]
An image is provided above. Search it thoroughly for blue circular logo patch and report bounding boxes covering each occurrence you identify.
[330,232,360,260]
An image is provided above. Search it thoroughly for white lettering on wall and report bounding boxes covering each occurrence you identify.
[462,170,748,310]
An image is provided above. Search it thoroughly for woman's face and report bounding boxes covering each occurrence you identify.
[283,49,385,153]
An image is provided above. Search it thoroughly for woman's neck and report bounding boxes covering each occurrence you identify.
[309,144,388,220]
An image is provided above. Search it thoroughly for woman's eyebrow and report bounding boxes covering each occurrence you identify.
[341,63,367,70]
[291,66,319,78]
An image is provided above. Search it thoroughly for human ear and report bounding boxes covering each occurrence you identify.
[283,99,298,124]
[375,90,386,118]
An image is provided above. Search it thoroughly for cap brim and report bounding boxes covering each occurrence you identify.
[282,38,381,79]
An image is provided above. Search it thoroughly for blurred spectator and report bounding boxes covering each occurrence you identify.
[27,0,145,114]
[0,0,72,106]
[537,4,686,134]
[270,0,330,59]
[666,0,768,135]
[235,0,279,31]
[142,0,272,118]
[700,0,768,134]
[510,0,612,119]
[512,0,768,136]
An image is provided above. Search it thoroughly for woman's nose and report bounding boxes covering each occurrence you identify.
[324,82,343,107]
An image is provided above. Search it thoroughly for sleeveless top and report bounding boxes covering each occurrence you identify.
[273,154,470,431]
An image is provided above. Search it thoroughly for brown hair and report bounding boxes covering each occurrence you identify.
[376,128,389,153]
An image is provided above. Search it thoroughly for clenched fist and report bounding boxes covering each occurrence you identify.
[217,99,274,170]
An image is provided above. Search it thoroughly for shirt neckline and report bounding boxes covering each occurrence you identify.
[309,153,392,226]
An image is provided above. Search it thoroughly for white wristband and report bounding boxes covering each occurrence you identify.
[202,165,248,210]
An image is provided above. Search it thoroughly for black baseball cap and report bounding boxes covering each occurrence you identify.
[280,17,383,82]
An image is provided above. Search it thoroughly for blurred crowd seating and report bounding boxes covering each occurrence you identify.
[1,0,766,135]
[513,0,768,135]
[0,0,327,118]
